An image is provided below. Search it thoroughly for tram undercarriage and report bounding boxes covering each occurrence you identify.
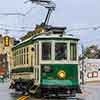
[10,79,81,98]
[41,85,81,98]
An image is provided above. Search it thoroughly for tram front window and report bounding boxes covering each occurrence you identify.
[70,43,77,60]
[55,43,67,60]
[42,42,51,60]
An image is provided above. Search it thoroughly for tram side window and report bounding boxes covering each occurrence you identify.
[14,51,16,66]
[55,43,67,60]
[24,48,26,64]
[70,43,77,60]
[42,42,51,60]
[20,49,23,64]
[14,51,17,66]
[16,50,18,65]
[27,47,29,64]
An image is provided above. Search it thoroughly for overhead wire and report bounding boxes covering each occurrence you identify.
[66,26,100,33]
[0,0,55,32]
[0,13,25,16]
[0,1,100,37]
[0,6,35,31]
[0,27,33,32]
[0,24,100,32]
[0,23,33,29]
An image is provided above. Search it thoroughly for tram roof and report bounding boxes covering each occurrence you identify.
[13,33,79,50]
[32,33,79,41]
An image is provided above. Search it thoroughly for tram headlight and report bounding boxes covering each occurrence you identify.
[58,70,66,79]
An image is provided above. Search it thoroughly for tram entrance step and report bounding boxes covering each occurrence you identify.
[29,86,39,94]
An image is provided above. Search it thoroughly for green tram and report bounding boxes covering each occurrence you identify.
[10,26,81,97]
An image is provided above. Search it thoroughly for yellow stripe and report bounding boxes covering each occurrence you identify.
[17,96,29,100]
[17,96,26,100]
[21,96,30,100]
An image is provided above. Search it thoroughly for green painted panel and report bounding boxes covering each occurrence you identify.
[12,38,34,50]
[34,37,79,41]
[42,80,73,85]
[11,67,33,73]
[41,64,78,86]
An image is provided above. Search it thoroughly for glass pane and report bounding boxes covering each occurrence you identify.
[37,68,39,80]
[55,43,67,60]
[70,43,77,60]
[27,53,28,64]
[27,47,29,64]
[42,42,51,60]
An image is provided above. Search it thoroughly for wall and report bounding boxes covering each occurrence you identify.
[84,59,100,83]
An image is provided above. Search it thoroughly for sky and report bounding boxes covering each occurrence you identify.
[0,0,100,47]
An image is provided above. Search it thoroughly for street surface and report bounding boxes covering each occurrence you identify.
[79,83,100,100]
[0,80,21,100]
[0,80,100,100]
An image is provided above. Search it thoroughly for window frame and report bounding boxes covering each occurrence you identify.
[54,42,68,61]
[41,41,52,61]
[70,41,78,61]
[40,40,78,64]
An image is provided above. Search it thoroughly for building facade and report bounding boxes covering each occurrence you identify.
[0,34,15,77]
[80,59,100,83]
[0,54,8,76]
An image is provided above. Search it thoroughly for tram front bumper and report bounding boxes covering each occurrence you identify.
[41,85,82,97]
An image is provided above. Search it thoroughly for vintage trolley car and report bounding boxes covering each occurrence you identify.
[10,26,81,97]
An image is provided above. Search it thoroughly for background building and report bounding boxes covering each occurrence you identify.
[0,54,8,77]
[80,59,100,83]
[0,34,16,78]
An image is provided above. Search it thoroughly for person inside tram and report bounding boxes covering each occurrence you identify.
[55,43,67,60]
